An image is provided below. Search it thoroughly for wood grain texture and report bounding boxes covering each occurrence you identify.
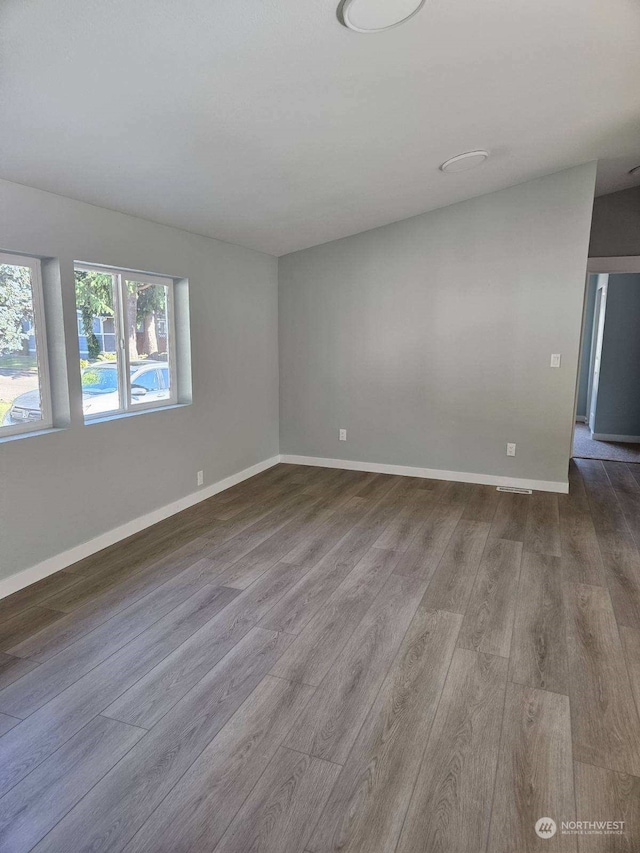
[626,462,640,489]
[564,582,640,775]
[423,519,491,614]
[278,496,372,568]
[510,552,568,693]
[0,572,236,718]
[574,761,640,853]
[620,626,640,721]
[393,500,466,581]
[371,482,433,552]
[270,546,399,686]
[43,537,211,612]
[0,715,145,853]
[213,499,337,589]
[395,648,508,853]
[462,484,500,523]
[8,548,216,661]
[604,461,640,550]
[0,713,19,736]
[195,487,320,565]
[259,524,382,634]
[121,678,315,853]
[487,683,576,853]
[352,485,416,542]
[0,572,78,622]
[0,654,39,692]
[599,546,640,630]
[352,472,404,502]
[213,747,340,853]
[308,608,462,853]
[577,459,634,554]
[103,607,292,732]
[491,491,529,542]
[525,492,561,557]
[0,463,638,853]
[0,584,239,797]
[101,562,307,729]
[33,647,303,853]
[559,501,605,586]
[560,460,591,514]
[284,572,426,763]
[0,607,64,653]
[457,537,523,657]
[576,461,640,628]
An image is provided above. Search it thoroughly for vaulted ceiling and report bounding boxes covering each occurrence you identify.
[1,0,639,255]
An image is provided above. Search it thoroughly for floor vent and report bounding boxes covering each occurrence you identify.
[496,486,533,494]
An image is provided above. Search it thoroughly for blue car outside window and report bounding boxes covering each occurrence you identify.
[81,368,119,393]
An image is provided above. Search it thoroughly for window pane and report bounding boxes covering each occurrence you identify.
[125,280,171,406]
[74,268,122,418]
[0,260,46,431]
[131,367,161,404]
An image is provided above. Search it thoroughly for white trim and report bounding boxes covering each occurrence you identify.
[0,450,571,602]
[279,454,568,494]
[0,455,280,601]
[76,261,180,421]
[0,252,53,438]
[591,433,640,443]
[587,256,640,273]
[575,416,588,423]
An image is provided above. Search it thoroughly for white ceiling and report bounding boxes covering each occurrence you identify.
[1,0,639,256]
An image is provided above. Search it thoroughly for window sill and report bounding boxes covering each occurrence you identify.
[0,426,65,445]
[84,402,191,426]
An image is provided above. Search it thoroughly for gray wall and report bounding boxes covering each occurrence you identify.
[279,163,596,486]
[576,274,598,419]
[0,179,279,580]
[593,273,640,437]
[589,186,640,258]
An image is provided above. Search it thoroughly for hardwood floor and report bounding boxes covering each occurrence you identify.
[0,460,639,853]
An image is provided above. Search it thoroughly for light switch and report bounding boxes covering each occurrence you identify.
[550,354,561,368]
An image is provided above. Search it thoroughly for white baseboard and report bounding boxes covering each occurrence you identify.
[591,432,640,443]
[0,455,280,601]
[575,416,588,424]
[1,450,569,602]
[279,454,569,494]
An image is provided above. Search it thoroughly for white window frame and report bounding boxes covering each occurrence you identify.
[0,251,52,438]
[75,263,178,421]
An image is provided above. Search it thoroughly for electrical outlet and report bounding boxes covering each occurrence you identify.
[197,470,204,486]
[339,428,347,441]
[506,443,516,457]
[550,353,562,368]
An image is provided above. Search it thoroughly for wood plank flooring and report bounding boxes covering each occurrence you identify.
[0,459,639,853]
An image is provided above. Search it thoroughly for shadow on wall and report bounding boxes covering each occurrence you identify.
[589,186,640,259]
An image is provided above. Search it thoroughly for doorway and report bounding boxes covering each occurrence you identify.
[573,260,640,463]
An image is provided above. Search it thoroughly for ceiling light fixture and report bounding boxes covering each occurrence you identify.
[440,150,490,173]
[339,0,427,33]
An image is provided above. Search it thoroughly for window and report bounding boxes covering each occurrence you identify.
[0,252,52,437]
[74,264,177,420]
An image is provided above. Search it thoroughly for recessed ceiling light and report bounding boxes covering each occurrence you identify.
[339,0,427,33]
[440,150,490,173]
[629,165,640,175]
